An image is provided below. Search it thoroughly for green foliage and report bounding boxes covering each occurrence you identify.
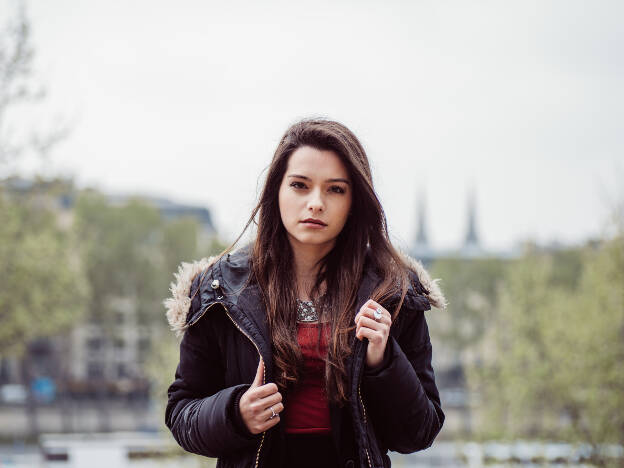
[428,257,507,352]
[0,188,88,357]
[73,191,226,379]
[467,235,624,456]
[163,217,200,276]
[0,176,219,363]
[144,235,226,437]
[73,193,165,327]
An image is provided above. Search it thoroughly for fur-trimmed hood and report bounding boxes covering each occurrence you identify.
[163,244,447,337]
[164,254,220,337]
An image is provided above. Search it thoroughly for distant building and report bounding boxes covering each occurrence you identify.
[0,177,218,405]
[107,193,217,235]
[411,189,435,264]
[409,185,521,263]
[407,184,521,417]
[460,187,484,258]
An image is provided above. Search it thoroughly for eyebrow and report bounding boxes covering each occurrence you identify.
[287,174,351,185]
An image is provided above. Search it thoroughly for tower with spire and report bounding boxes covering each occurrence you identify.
[410,184,493,261]
[460,186,483,257]
[461,188,482,257]
[411,189,434,264]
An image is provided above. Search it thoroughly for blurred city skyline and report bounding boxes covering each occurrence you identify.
[3,0,622,251]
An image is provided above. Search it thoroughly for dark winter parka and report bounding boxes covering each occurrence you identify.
[164,244,447,468]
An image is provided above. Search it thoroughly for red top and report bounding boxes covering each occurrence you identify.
[283,322,332,434]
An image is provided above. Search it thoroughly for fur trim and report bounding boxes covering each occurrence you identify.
[396,249,448,310]
[163,248,447,336]
[164,255,219,337]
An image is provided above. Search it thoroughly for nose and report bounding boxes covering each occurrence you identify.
[307,188,324,213]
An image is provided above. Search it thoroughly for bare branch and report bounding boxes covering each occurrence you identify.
[0,1,70,169]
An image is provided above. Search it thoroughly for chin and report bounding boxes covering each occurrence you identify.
[295,236,333,246]
[289,231,337,247]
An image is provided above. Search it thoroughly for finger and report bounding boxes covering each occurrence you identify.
[357,299,383,315]
[260,402,285,421]
[357,315,390,332]
[359,303,390,323]
[362,298,375,308]
[257,414,280,432]
[357,311,390,327]
[356,325,384,344]
[255,388,282,406]
[250,411,281,434]
[356,309,391,327]
[247,395,282,418]
[251,382,279,399]
[363,300,387,316]
[356,320,386,338]
[358,299,376,315]
[355,299,373,318]
[251,358,264,388]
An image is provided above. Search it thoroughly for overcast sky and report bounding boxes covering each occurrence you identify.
[3,0,623,252]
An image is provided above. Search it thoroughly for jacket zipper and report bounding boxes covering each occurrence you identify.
[358,380,373,468]
[190,301,266,468]
[357,337,372,468]
[192,301,371,468]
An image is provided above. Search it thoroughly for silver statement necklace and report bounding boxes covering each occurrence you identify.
[296,299,318,322]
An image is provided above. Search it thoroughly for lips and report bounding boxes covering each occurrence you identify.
[301,218,327,226]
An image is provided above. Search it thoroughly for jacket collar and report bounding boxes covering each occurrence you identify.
[164,242,447,338]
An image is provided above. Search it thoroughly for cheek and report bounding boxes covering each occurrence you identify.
[340,196,352,222]
[332,196,352,230]
[278,187,295,224]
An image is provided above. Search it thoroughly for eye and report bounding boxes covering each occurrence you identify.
[329,185,346,194]
[290,181,306,189]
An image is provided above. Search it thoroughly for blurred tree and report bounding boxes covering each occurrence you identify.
[0,2,78,438]
[72,191,225,430]
[73,192,220,327]
[163,217,201,277]
[0,183,88,357]
[144,234,226,440]
[426,256,507,435]
[0,2,83,355]
[0,179,87,438]
[0,1,69,170]
[429,257,507,354]
[73,191,225,356]
[73,193,164,331]
[467,215,624,464]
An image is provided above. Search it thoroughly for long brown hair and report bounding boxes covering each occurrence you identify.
[222,118,417,405]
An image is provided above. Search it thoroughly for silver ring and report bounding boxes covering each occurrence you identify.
[269,406,277,419]
[374,307,383,322]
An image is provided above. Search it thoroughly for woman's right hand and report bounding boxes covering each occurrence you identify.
[239,358,284,434]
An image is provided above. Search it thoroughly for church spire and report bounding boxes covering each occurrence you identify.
[462,185,481,256]
[415,189,428,246]
[412,188,433,262]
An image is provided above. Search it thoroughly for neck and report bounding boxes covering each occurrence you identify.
[288,237,334,299]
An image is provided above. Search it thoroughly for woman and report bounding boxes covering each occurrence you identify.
[164,118,447,468]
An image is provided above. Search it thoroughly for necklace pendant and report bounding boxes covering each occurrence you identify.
[296,299,318,322]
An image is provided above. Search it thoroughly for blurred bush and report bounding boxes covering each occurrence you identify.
[464,209,623,464]
[0,181,88,357]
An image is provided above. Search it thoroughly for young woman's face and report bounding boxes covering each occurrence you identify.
[278,146,352,252]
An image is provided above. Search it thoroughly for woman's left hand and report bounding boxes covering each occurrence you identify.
[355,299,391,369]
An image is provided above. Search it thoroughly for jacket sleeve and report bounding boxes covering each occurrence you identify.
[361,308,445,453]
[164,276,261,458]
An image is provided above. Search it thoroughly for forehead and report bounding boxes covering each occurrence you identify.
[286,146,350,180]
